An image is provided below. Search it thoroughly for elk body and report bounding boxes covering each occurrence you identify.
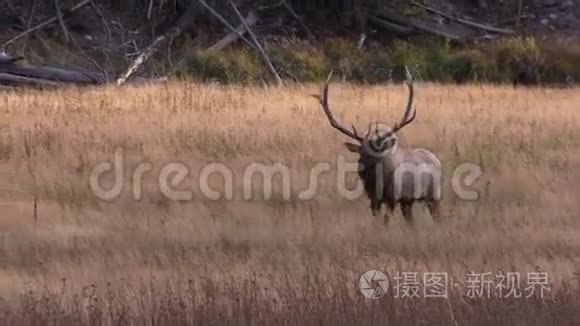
[315,68,442,226]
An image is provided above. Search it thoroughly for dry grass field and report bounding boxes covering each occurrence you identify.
[1,81,580,325]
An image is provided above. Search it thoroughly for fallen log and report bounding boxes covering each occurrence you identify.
[0,52,24,65]
[411,1,515,34]
[0,73,61,88]
[0,63,104,84]
[368,15,413,35]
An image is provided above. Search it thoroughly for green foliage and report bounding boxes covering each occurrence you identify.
[388,39,425,70]
[323,38,368,81]
[388,38,459,82]
[186,48,266,84]
[448,49,494,82]
[539,40,580,82]
[494,37,544,82]
[268,41,326,82]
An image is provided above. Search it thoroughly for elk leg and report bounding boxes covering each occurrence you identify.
[383,201,395,227]
[426,200,442,223]
[370,199,382,217]
[400,202,414,225]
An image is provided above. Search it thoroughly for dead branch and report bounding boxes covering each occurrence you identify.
[207,11,259,53]
[20,0,39,52]
[2,0,92,48]
[228,0,283,86]
[516,0,523,27]
[495,14,531,27]
[409,18,465,41]
[116,0,201,85]
[357,33,367,50]
[375,9,466,41]
[67,32,110,81]
[257,1,284,11]
[411,1,515,34]
[54,0,71,43]
[147,0,155,20]
[281,0,315,40]
[116,27,181,85]
[198,0,257,51]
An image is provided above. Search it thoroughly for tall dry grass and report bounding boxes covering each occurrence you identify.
[1,81,580,325]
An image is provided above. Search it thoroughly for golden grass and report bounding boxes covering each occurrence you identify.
[1,81,580,325]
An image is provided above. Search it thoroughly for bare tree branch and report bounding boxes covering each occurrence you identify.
[19,0,39,53]
[373,9,466,41]
[116,27,181,85]
[116,0,201,85]
[147,0,155,20]
[2,0,92,48]
[54,0,71,43]
[197,0,257,51]
[281,0,315,40]
[357,33,367,49]
[516,0,523,28]
[228,0,283,86]
[207,11,258,53]
[411,1,515,34]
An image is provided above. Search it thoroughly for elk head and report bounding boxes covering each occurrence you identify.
[315,66,416,160]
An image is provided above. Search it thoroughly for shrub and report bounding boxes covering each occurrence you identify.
[323,37,367,81]
[180,36,580,85]
[186,48,266,84]
[539,40,580,83]
[493,37,544,83]
[268,40,326,82]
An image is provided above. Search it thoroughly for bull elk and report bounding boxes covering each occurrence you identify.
[314,67,442,227]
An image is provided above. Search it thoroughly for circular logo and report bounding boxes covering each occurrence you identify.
[359,270,389,299]
[361,122,397,159]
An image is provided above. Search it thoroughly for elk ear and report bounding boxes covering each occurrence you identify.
[344,142,361,153]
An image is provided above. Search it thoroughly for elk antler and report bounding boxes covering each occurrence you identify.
[392,66,416,133]
[317,71,363,142]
